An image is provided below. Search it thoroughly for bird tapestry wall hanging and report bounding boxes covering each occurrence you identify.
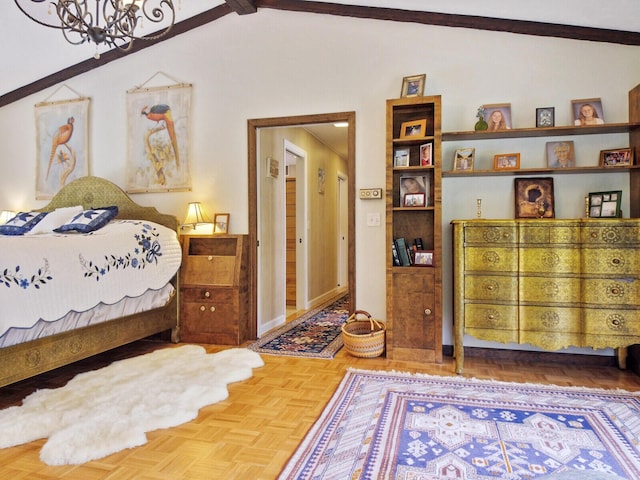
[126,83,192,193]
[35,97,90,199]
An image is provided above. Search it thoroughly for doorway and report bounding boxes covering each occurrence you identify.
[248,112,356,337]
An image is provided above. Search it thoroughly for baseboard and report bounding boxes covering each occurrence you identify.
[442,345,617,367]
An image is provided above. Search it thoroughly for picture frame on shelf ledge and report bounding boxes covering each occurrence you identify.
[483,103,512,131]
[414,250,434,267]
[213,213,230,234]
[420,143,433,166]
[399,119,427,139]
[600,148,633,167]
[399,174,429,207]
[494,153,520,170]
[514,177,555,219]
[536,107,555,128]
[453,148,474,171]
[572,98,605,126]
[403,193,426,207]
[588,191,622,218]
[394,148,410,167]
[400,74,426,98]
[546,141,575,168]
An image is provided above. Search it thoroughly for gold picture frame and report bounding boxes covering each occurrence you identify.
[400,74,426,97]
[213,213,230,234]
[453,148,474,171]
[399,119,427,139]
[600,148,633,167]
[494,153,520,170]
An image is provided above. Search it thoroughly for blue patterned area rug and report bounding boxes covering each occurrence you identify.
[279,370,638,479]
[247,295,349,358]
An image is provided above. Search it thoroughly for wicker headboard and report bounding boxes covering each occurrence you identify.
[40,176,179,231]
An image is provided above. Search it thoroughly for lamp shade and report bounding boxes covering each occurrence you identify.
[183,202,212,230]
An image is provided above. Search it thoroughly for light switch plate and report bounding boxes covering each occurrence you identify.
[359,188,383,200]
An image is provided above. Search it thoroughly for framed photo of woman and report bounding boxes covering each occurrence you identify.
[572,98,605,126]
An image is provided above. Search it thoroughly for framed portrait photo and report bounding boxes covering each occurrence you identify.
[399,174,429,207]
[536,107,555,128]
[414,250,434,267]
[494,153,520,170]
[483,103,512,131]
[600,148,633,167]
[420,143,433,166]
[399,119,427,139]
[213,213,230,234]
[514,177,555,219]
[453,148,475,171]
[588,191,622,218]
[546,141,575,168]
[400,74,426,97]
[572,98,605,126]
[394,148,410,167]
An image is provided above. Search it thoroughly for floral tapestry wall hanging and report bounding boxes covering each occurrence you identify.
[35,97,90,199]
[126,83,192,192]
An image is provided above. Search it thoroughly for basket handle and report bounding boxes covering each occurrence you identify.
[346,310,385,331]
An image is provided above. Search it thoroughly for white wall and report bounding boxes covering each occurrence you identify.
[1,10,639,352]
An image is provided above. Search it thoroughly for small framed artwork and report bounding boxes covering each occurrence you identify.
[399,174,429,207]
[588,191,622,218]
[400,74,426,97]
[572,98,605,126]
[400,119,427,139]
[213,213,229,234]
[453,148,475,171]
[420,143,433,166]
[536,107,555,128]
[394,148,410,167]
[546,141,575,168]
[403,193,426,207]
[266,156,279,178]
[600,148,633,167]
[514,177,555,218]
[494,153,520,170]
[483,103,512,131]
[414,250,434,266]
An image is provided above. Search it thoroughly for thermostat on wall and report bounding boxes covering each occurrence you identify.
[359,188,383,200]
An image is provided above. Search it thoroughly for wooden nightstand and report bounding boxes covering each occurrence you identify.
[179,234,250,345]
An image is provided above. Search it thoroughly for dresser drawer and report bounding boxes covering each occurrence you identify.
[465,225,516,244]
[519,276,580,304]
[582,248,640,275]
[582,278,640,306]
[519,224,580,245]
[518,247,580,274]
[465,303,517,331]
[582,224,640,246]
[518,331,581,351]
[519,306,581,332]
[465,247,518,273]
[465,275,518,302]
[583,308,640,336]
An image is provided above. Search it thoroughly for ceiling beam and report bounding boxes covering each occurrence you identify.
[226,0,258,15]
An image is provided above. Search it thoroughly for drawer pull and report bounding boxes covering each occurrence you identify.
[486,284,495,291]
[204,291,211,298]
[210,306,216,312]
[424,308,432,316]
[612,258,621,265]
[200,305,205,312]
[200,305,216,312]
[208,255,213,261]
[611,287,620,295]
[591,232,597,238]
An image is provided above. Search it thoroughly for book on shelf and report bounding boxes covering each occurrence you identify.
[414,237,424,250]
[391,241,401,266]
[394,238,411,266]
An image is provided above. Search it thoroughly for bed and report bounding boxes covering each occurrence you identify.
[0,176,181,388]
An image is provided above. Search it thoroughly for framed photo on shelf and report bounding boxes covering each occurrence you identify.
[588,191,622,218]
[420,143,432,166]
[514,177,555,219]
[213,213,229,234]
[399,174,429,207]
[546,141,575,168]
[400,119,427,139]
[403,193,426,207]
[414,250,434,266]
[600,148,633,167]
[394,148,410,167]
[453,148,474,171]
[572,98,605,126]
[483,103,512,131]
[536,107,555,128]
[494,153,520,170]
[400,74,426,97]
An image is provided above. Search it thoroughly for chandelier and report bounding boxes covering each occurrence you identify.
[13,0,176,53]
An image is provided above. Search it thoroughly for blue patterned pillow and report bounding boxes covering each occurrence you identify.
[0,211,49,235]
[53,206,119,233]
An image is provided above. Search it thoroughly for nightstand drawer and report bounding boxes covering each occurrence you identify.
[181,287,234,303]
[182,256,237,285]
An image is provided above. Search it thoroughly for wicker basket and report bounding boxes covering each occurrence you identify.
[341,310,386,358]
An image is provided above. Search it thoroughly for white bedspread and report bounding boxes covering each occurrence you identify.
[0,220,181,335]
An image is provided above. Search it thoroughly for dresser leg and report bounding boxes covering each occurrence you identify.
[617,347,628,369]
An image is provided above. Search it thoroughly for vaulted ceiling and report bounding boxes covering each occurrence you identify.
[2,0,639,107]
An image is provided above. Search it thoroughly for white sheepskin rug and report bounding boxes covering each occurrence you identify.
[0,345,264,465]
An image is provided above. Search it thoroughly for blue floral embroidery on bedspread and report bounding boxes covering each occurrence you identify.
[1,261,52,289]
[80,222,164,281]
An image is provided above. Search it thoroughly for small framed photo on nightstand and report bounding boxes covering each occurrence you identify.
[536,107,555,128]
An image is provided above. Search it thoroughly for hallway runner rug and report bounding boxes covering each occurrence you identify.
[247,295,349,358]
[278,369,639,479]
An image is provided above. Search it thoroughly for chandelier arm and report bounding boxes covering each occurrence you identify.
[13,0,67,30]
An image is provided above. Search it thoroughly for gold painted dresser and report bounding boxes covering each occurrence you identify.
[452,219,640,373]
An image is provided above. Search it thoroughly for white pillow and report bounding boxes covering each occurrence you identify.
[26,205,83,235]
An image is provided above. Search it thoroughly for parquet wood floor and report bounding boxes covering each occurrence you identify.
[1,338,640,480]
